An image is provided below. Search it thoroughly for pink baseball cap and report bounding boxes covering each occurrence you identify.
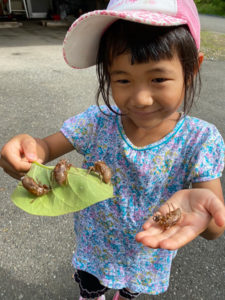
[63,0,200,69]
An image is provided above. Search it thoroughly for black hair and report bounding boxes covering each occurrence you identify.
[96,19,201,115]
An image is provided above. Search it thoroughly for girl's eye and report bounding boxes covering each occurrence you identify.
[152,78,167,83]
[116,79,130,84]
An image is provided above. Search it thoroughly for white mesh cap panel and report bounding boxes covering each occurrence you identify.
[107,0,178,15]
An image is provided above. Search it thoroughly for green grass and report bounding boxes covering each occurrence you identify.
[200,31,225,61]
[195,1,225,60]
[195,0,225,17]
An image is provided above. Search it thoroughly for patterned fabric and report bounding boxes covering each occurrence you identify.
[61,105,224,294]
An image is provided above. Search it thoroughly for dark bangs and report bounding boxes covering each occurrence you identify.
[96,19,201,115]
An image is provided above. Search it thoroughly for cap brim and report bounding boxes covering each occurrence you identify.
[63,10,187,69]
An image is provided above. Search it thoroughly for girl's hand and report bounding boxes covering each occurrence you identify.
[135,189,225,250]
[0,134,41,179]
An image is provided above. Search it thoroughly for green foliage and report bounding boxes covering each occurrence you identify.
[11,162,114,216]
[195,0,225,17]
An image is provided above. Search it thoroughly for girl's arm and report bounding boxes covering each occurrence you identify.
[42,132,74,162]
[0,132,74,179]
[192,178,225,239]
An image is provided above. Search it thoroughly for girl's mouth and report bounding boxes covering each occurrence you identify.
[130,108,161,117]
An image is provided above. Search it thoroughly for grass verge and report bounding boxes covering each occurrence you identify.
[200,31,225,61]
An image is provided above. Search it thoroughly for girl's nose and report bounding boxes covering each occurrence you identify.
[132,88,154,107]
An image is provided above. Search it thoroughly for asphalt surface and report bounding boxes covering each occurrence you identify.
[0,15,225,300]
[199,14,225,33]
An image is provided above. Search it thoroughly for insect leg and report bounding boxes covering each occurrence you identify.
[87,166,94,175]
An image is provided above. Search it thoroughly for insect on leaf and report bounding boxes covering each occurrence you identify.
[11,163,114,216]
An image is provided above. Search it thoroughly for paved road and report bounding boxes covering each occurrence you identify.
[200,14,225,33]
[0,17,225,300]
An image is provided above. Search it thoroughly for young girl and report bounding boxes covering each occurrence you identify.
[1,0,225,299]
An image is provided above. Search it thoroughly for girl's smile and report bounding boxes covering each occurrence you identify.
[109,53,185,146]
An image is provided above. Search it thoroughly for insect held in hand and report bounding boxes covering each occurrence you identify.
[22,176,51,197]
[52,159,72,185]
[88,161,112,184]
[153,203,181,231]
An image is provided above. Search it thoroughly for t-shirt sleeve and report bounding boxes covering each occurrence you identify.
[189,125,225,183]
[60,105,100,155]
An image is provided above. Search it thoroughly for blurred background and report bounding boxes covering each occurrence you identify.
[0,0,224,23]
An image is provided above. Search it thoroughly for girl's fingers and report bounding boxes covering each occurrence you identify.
[213,211,225,227]
[2,168,26,180]
[135,234,161,249]
[142,217,155,230]
[136,225,162,241]
[204,195,225,227]
[0,154,31,174]
[21,137,38,162]
[0,159,25,179]
[137,224,202,250]
[136,225,179,249]
[158,226,202,250]
[0,134,38,177]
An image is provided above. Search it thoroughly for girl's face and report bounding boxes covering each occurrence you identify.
[109,52,185,136]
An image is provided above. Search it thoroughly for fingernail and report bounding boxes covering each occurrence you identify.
[27,154,37,160]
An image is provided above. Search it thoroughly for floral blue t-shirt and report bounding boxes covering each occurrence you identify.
[61,105,224,295]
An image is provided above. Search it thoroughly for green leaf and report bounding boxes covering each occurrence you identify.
[11,163,114,216]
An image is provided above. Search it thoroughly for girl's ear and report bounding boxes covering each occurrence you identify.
[198,52,204,68]
[194,52,204,76]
